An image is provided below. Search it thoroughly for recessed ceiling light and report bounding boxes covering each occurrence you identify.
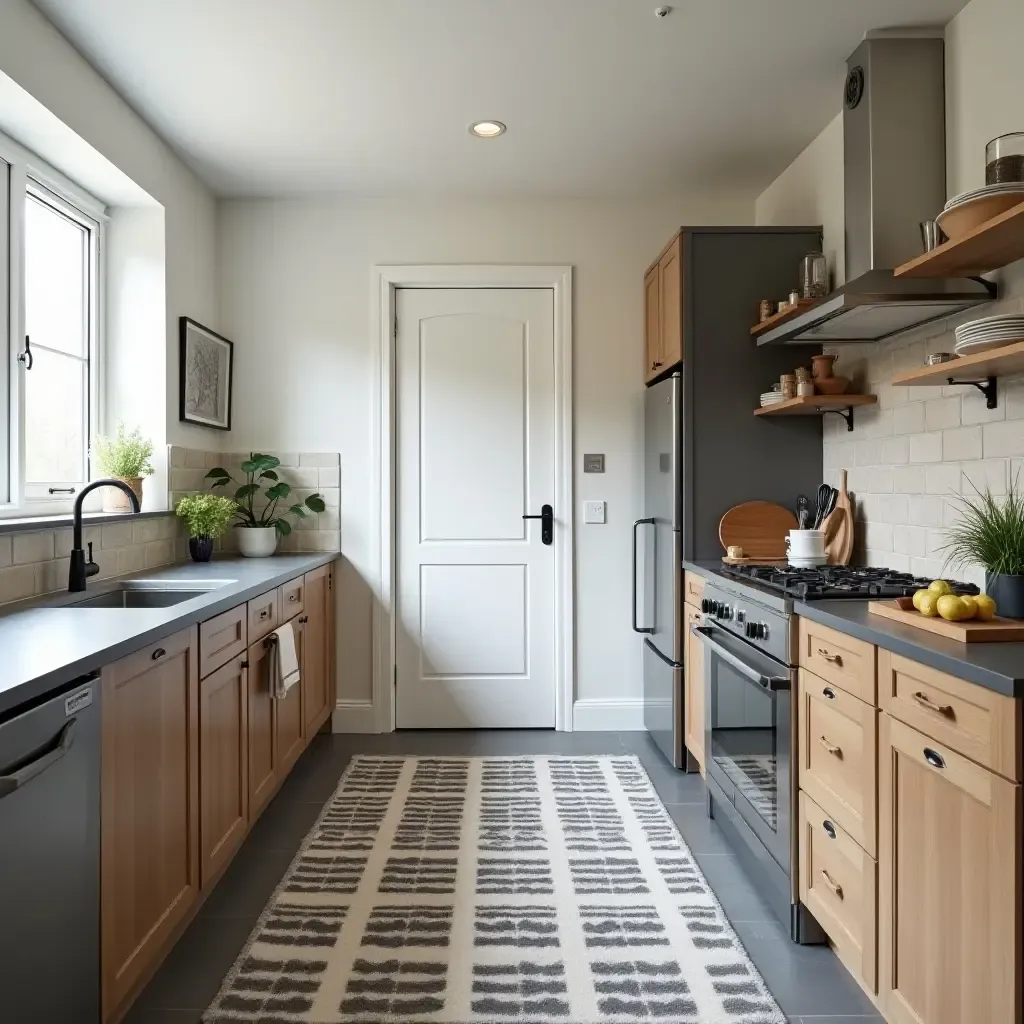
[470,120,506,138]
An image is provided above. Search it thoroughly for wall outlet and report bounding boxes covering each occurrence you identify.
[584,500,606,524]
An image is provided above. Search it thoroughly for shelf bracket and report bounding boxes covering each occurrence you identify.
[946,375,998,409]
[823,406,856,432]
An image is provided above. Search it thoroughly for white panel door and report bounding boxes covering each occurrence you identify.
[396,288,556,728]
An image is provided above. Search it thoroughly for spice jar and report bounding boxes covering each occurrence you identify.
[759,299,775,322]
[797,379,815,397]
[986,133,1024,185]
[800,253,828,299]
[780,373,796,400]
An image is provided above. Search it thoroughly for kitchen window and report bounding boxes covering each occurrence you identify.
[1,135,104,513]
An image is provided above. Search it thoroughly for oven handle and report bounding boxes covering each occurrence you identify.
[690,625,791,691]
[643,637,683,671]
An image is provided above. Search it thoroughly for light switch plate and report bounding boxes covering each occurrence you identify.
[584,453,605,473]
[584,500,606,524]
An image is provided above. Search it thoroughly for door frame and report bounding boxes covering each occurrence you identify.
[371,265,574,732]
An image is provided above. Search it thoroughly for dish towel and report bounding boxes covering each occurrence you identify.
[267,622,300,699]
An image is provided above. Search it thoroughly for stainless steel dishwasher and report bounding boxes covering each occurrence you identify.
[0,673,101,1023]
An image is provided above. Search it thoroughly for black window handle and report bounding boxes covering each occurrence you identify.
[17,335,33,371]
[523,503,553,545]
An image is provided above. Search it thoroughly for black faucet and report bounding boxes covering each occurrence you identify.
[69,479,141,592]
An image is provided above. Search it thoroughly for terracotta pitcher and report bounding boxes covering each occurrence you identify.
[811,353,837,380]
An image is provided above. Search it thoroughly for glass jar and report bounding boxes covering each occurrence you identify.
[800,252,828,299]
[986,133,1024,185]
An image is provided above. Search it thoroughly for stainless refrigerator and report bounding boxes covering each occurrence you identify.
[635,227,826,769]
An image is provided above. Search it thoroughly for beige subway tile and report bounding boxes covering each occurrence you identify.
[117,546,147,575]
[266,451,299,468]
[983,420,1024,458]
[942,426,983,462]
[0,564,39,603]
[144,540,176,568]
[169,445,187,468]
[924,396,961,431]
[185,448,208,469]
[299,452,340,468]
[893,402,925,435]
[157,516,182,540]
[170,468,207,491]
[908,432,942,464]
[35,558,71,595]
[101,522,134,550]
[282,467,320,488]
[318,487,340,508]
[319,466,340,488]
[52,528,73,559]
[0,535,11,568]
[316,509,340,533]
[132,519,161,545]
[13,530,55,565]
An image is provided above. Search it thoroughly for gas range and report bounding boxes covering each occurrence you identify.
[719,563,979,602]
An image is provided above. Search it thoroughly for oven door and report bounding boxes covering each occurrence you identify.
[693,623,793,870]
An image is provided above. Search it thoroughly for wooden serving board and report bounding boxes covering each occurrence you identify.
[869,597,1024,642]
[721,556,787,566]
[719,501,797,561]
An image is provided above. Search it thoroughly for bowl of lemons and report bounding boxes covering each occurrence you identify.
[911,579,997,621]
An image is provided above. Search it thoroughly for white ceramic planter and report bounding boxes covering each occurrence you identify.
[236,526,279,558]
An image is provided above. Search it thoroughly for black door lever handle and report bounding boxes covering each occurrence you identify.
[523,504,554,545]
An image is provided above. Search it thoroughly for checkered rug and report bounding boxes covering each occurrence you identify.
[204,755,784,1023]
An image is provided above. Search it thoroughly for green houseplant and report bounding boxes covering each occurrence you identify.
[206,453,326,557]
[175,494,238,562]
[91,423,154,512]
[941,473,1024,618]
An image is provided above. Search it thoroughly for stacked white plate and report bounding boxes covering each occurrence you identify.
[760,391,786,407]
[944,182,1024,210]
[953,313,1024,356]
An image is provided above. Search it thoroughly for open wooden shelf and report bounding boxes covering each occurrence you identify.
[892,338,1024,387]
[894,199,1024,278]
[750,298,818,338]
[754,394,877,431]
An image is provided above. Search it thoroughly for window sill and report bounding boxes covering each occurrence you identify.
[0,509,173,536]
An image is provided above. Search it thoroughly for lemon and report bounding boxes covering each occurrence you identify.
[916,592,940,617]
[937,594,970,621]
[911,589,931,612]
[958,595,979,620]
[974,594,997,621]
[928,579,953,596]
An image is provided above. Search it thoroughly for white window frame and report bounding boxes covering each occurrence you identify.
[0,129,106,517]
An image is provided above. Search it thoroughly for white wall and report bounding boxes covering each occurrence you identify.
[0,0,218,451]
[754,0,1024,582]
[217,196,751,722]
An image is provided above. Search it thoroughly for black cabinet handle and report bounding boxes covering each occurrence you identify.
[923,747,945,770]
[298,615,308,624]
[522,503,554,545]
[822,686,836,700]
[48,486,76,495]
[822,819,837,839]
[152,648,166,660]
[240,660,249,669]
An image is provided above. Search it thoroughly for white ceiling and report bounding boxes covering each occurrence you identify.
[32,0,969,199]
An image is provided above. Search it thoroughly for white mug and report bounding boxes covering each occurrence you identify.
[786,528,825,563]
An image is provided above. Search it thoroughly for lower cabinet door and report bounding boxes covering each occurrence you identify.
[247,636,278,820]
[302,566,331,735]
[880,714,1022,1024]
[276,619,306,775]
[199,654,249,887]
[101,627,199,1020]
[683,603,705,772]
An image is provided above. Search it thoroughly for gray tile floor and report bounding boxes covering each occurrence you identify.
[125,730,881,1024]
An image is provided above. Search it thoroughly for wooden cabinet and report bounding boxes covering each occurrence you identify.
[279,576,305,618]
[246,633,278,820]
[683,571,705,606]
[879,713,1022,1024]
[276,620,306,776]
[798,618,877,704]
[644,233,683,383]
[248,589,280,643]
[101,627,199,1021]
[199,654,248,887]
[302,565,332,736]
[199,604,247,679]
[683,602,705,773]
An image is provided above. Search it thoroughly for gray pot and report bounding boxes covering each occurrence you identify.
[985,573,1024,619]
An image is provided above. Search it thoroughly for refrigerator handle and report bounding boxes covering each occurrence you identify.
[632,518,655,634]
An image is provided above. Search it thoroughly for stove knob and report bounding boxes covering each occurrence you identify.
[745,621,755,638]
[701,598,709,614]
[758,622,770,640]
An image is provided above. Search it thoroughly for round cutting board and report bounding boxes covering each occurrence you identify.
[718,501,797,561]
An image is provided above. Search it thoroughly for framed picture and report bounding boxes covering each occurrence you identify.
[179,317,233,430]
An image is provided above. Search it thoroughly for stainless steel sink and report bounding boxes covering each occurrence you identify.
[64,580,231,609]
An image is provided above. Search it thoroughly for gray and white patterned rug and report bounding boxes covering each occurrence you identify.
[204,755,784,1023]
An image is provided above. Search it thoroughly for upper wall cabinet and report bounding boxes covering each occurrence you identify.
[644,233,683,382]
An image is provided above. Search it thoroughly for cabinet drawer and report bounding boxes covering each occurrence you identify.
[798,669,877,856]
[799,618,876,705]
[684,572,706,605]
[279,577,305,619]
[247,590,280,643]
[879,649,1021,782]
[199,604,247,679]
[799,790,877,994]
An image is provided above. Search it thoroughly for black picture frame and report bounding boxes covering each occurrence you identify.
[178,316,234,431]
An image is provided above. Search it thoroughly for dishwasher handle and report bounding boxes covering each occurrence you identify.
[0,719,77,800]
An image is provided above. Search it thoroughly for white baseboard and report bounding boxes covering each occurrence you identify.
[332,700,378,733]
[572,698,666,731]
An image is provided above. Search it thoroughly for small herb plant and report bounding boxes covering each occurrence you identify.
[941,473,1024,577]
[206,453,326,534]
[175,494,238,540]
[92,423,154,478]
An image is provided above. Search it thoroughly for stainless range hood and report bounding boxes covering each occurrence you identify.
[758,36,995,347]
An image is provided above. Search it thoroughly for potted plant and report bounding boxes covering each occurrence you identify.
[941,474,1024,619]
[91,423,155,511]
[175,494,238,562]
[206,453,326,557]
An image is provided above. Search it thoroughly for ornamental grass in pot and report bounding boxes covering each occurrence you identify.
[91,423,154,511]
[941,474,1024,619]
[205,453,326,557]
[175,494,238,562]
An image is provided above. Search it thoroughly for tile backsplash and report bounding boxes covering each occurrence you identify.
[822,263,1024,587]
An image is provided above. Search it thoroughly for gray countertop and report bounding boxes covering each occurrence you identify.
[0,553,338,717]
[683,560,1024,698]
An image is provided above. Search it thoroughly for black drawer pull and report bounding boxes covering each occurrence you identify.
[822,819,837,839]
[822,686,836,700]
[923,747,945,770]
[259,609,269,619]
[152,648,166,660]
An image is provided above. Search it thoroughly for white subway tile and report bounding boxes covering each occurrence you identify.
[962,460,1009,495]
[319,466,340,488]
[13,530,55,565]
[865,521,893,552]
[925,463,962,495]
[909,556,946,580]
[879,436,909,465]
[893,403,925,435]
[924,396,961,431]
[893,465,927,494]
[983,420,1024,458]
[961,388,1005,425]
[282,467,320,488]
[267,451,300,468]
[908,433,942,464]
[1004,379,1024,420]
[318,487,340,508]
[299,452,341,468]
[893,525,927,557]
[855,440,881,466]
[942,426,983,462]
[823,441,855,470]
[909,495,945,527]
[885,494,910,524]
